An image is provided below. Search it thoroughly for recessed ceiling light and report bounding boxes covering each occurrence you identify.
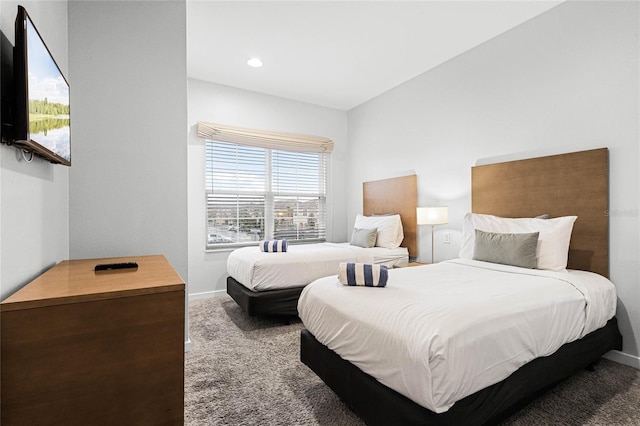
[247,58,263,68]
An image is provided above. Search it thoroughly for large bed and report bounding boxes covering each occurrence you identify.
[226,174,418,316]
[299,148,623,425]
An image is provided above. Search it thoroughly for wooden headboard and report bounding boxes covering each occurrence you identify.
[363,174,418,258]
[472,148,609,277]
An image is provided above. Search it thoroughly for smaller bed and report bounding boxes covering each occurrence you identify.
[227,243,408,316]
[226,174,418,316]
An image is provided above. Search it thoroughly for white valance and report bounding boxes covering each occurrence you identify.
[196,121,334,153]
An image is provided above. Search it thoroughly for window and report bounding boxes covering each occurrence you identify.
[205,140,327,249]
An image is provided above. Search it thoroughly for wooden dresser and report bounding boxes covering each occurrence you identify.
[1,254,185,425]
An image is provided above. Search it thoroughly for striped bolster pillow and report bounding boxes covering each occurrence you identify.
[259,239,288,252]
[337,262,388,287]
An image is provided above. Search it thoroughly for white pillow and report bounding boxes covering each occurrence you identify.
[353,214,404,249]
[459,212,577,271]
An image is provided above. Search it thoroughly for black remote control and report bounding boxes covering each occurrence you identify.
[94,262,138,272]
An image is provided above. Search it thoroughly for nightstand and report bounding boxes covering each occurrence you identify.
[394,262,429,268]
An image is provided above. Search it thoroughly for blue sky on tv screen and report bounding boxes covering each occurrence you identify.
[27,17,69,106]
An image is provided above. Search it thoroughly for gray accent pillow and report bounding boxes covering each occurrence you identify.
[473,229,539,269]
[350,228,378,248]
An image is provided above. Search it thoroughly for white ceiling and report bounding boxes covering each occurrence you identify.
[187,1,563,111]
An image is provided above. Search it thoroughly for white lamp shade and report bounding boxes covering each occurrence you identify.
[417,206,448,225]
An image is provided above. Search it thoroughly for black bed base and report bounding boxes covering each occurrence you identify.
[300,318,622,426]
[227,276,303,316]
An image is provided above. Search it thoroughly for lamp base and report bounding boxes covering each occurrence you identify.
[431,225,435,264]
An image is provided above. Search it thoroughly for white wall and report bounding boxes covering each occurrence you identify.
[187,78,348,298]
[0,1,70,300]
[68,1,188,345]
[68,1,188,279]
[348,1,639,365]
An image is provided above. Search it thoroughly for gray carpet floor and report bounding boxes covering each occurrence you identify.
[185,296,640,425]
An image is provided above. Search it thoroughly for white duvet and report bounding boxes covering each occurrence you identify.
[227,242,408,291]
[298,259,617,413]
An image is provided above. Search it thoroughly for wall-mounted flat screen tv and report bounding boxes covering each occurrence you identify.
[13,5,71,165]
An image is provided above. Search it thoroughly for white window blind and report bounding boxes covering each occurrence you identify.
[197,121,334,153]
[205,140,327,249]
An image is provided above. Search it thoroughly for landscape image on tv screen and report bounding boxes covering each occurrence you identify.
[27,15,70,162]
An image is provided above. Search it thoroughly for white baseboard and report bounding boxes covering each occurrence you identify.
[184,338,192,353]
[189,289,227,301]
[604,349,640,369]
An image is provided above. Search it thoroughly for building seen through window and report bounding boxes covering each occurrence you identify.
[205,140,327,248]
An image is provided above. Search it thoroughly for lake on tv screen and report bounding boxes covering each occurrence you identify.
[29,118,70,161]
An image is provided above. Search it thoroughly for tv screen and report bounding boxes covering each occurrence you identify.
[14,6,70,165]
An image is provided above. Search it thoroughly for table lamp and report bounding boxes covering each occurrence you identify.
[417,206,448,263]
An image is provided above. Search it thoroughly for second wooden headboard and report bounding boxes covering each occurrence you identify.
[363,174,418,259]
[472,148,609,277]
